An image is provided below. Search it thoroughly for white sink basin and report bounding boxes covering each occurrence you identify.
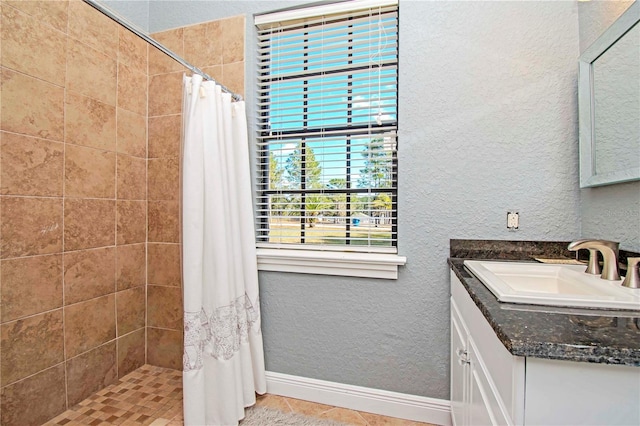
[464,260,640,311]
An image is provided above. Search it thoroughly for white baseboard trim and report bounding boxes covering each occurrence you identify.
[265,371,452,426]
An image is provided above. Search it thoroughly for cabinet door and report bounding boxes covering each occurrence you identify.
[468,340,496,426]
[451,300,468,426]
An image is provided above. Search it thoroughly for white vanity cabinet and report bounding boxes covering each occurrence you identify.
[450,271,640,426]
[451,271,524,426]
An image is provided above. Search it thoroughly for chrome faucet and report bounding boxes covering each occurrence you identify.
[568,239,620,281]
[622,258,640,289]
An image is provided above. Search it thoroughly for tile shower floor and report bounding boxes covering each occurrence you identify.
[45,365,434,426]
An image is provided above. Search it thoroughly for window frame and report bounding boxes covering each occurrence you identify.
[253,0,405,279]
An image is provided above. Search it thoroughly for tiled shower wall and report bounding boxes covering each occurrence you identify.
[145,14,245,370]
[0,0,245,422]
[0,1,147,424]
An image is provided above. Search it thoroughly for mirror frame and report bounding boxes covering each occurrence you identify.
[578,1,640,188]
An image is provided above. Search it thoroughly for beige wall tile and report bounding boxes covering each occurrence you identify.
[116,154,146,200]
[0,68,64,141]
[221,15,245,64]
[0,132,64,196]
[117,328,145,378]
[116,200,146,245]
[149,28,184,75]
[63,247,116,305]
[147,243,181,287]
[64,294,116,358]
[148,157,180,201]
[148,201,180,243]
[148,114,181,159]
[0,364,66,426]
[1,254,63,322]
[1,5,67,86]
[146,327,182,370]
[117,108,147,158]
[65,144,116,199]
[64,199,115,251]
[222,61,245,97]
[119,26,147,73]
[65,341,117,406]
[66,38,117,106]
[116,286,145,336]
[67,0,118,59]
[1,196,63,259]
[3,0,68,33]
[201,65,223,84]
[118,63,147,116]
[116,243,145,291]
[1,310,64,386]
[147,285,182,330]
[148,72,183,117]
[183,22,209,69]
[184,20,223,69]
[65,91,117,151]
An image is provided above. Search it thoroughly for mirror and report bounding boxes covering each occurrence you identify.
[578,1,640,188]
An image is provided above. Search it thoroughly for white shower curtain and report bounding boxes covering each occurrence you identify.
[181,74,266,426]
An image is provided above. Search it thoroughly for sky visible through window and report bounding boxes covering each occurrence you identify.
[266,18,397,188]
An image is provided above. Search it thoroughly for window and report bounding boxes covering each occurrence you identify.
[254,0,405,278]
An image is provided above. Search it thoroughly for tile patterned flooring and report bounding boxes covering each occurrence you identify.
[45,365,435,426]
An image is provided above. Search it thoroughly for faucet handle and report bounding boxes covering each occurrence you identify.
[585,248,601,275]
[621,258,640,289]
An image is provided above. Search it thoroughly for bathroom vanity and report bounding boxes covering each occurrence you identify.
[448,242,640,426]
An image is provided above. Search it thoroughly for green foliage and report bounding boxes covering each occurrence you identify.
[267,141,393,226]
[373,193,392,211]
[357,138,393,189]
[285,143,322,189]
[269,152,284,190]
[327,178,346,189]
[268,152,288,216]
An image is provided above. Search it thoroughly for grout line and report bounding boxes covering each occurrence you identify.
[282,396,294,413]
[146,325,183,333]
[0,243,145,263]
[0,2,67,35]
[0,194,141,201]
[0,127,2,403]
[0,286,145,326]
[0,128,65,144]
[0,64,66,92]
[0,362,67,392]
[145,55,150,363]
[62,24,70,409]
[115,24,121,382]
[354,410,372,426]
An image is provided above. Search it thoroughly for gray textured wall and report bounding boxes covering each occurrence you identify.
[143,0,582,400]
[578,0,640,252]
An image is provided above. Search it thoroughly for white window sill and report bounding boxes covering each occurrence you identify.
[256,248,407,279]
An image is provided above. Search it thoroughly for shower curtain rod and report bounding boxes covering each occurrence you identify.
[82,0,243,102]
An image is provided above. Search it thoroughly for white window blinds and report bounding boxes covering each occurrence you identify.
[255,1,398,251]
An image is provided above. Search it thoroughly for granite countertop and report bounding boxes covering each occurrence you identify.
[449,240,640,367]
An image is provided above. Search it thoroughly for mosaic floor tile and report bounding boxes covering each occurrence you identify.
[43,365,435,425]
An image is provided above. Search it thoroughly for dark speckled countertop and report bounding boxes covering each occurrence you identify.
[449,239,640,367]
